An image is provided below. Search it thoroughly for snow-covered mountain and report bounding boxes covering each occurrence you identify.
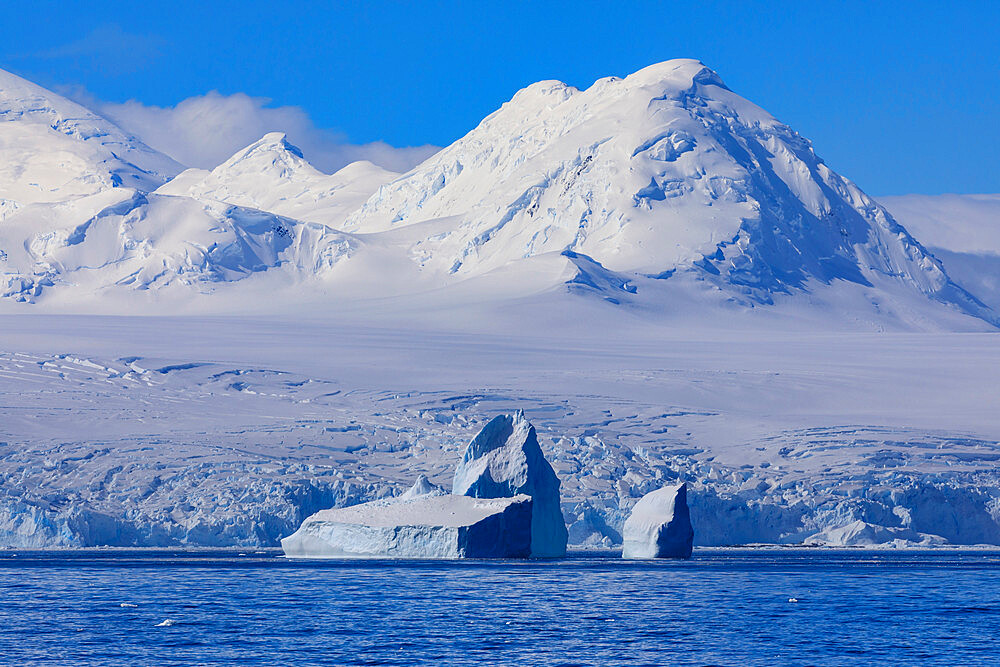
[156,132,399,225]
[0,60,995,329]
[0,72,363,303]
[342,59,993,325]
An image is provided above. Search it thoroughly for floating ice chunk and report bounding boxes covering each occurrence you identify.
[281,493,532,559]
[453,411,568,557]
[621,483,694,559]
[804,519,948,547]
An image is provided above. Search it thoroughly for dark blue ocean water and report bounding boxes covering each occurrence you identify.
[1,550,998,666]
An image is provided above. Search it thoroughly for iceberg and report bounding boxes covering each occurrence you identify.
[622,483,694,559]
[453,411,569,557]
[803,520,947,548]
[281,492,533,559]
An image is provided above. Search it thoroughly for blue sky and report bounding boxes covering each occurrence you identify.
[3,0,998,194]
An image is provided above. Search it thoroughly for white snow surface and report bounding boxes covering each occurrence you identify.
[0,68,181,205]
[621,483,694,559]
[280,492,532,558]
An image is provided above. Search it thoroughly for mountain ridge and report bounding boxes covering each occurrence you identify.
[0,61,994,329]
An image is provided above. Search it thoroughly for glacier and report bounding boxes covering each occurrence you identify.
[621,484,693,559]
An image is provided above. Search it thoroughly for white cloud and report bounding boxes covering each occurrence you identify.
[63,88,439,174]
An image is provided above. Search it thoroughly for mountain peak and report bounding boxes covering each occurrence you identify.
[342,60,994,327]
[624,58,729,91]
[223,132,306,167]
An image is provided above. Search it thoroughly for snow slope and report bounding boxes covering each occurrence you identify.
[0,188,357,303]
[880,194,1000,312]
[0,68,181,206]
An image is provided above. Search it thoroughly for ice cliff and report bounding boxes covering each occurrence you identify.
[281,491,533,559]
[622,483,694,559]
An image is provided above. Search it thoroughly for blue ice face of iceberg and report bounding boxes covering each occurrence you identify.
[453,411,568,557]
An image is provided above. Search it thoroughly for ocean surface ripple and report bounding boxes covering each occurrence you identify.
[1,550,998,666]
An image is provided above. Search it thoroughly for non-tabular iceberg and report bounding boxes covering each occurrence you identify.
[282,412,567,559]
[622,483,694,559]
[453,410,569,557]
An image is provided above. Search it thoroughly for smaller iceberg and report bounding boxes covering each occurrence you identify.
[803,520,947,547]
[622,483,694,559]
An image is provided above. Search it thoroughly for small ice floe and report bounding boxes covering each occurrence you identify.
[119,603,138,608]
[155,619,177,627]
[788,598,799,603]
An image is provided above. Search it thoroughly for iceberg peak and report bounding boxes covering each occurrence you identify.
[398,474,446,500]
[453,411,568,557]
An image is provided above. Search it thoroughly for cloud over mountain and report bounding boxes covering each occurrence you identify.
[64,87,438,174]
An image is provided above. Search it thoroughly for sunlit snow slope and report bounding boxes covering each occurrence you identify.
[0,68,180,205]
[342,59,993,326]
